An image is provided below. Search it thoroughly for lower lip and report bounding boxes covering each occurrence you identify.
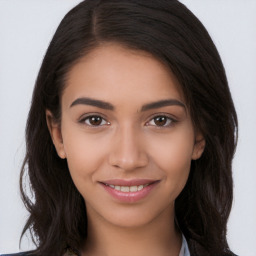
[100,181,160,203]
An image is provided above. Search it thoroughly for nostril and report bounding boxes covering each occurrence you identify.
[108,153,149,171]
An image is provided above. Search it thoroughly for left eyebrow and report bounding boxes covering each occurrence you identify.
[141,99,186,112]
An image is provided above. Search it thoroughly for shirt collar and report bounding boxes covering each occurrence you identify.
[179,235,190,256]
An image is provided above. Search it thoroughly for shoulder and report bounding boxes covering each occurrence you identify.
[0,252,33,256]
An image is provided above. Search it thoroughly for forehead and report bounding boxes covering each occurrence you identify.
[63,43,185,108]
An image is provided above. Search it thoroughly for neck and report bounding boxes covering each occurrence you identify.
[81,204,182,256]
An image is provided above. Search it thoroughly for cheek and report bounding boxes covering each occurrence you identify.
[147,129,194,193]
[60,124,108,184]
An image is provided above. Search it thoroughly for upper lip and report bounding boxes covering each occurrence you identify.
[99,179,159,186]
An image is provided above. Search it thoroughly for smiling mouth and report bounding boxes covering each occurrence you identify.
[99,180,160,203]
[100,179,160,192]
[102,183,150,192]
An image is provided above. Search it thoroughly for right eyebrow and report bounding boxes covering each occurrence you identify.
[70,97,115,110]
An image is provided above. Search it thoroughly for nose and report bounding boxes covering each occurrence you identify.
[108,125,149,171]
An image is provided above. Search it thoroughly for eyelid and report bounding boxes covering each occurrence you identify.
[78,113,110,126]
[145,113,178,127]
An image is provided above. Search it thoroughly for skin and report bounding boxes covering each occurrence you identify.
[47,43,205,256]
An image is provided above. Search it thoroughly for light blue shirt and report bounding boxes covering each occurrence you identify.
[1,235,191,256]
[179,235,190,256]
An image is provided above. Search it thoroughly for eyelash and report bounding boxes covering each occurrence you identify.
[78,113,177,128]
[146,114,177,128]
[79,114,110,127]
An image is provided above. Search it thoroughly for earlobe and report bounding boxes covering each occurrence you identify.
[46,110,66,159]
[192,135,205,160]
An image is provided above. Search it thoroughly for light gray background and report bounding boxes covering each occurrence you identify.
[0,1,255,255]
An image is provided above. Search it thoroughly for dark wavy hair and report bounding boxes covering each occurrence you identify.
[20,0,238,255]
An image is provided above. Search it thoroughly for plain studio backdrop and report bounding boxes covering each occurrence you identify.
[0,1,255,255]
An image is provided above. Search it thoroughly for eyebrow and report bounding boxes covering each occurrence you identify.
[70,97,114,110]
[70,97,186,111]
[141,99,186,111]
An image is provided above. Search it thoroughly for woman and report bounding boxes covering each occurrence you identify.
[1,0,238,255]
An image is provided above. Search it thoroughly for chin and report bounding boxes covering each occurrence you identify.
[99,204,173,229]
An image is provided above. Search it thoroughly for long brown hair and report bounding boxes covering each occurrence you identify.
[20,1,238,255]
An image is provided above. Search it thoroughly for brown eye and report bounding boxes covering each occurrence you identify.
[154,116,168,126]
[83,116,109,126]
[88,116,102,126]
[147,115,174,127]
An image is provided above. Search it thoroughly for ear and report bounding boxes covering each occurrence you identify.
[46,110,66,159]
[191,133,205,160]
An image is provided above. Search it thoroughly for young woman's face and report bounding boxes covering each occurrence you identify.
[48,44,204,228]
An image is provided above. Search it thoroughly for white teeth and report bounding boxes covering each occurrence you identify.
[114,185,121,191]
[121,186,129,192]
[130,186,138,192]
[107,183,150,192]
[138,185,144,191]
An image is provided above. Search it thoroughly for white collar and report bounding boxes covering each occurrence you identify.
[179,235,190,256]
